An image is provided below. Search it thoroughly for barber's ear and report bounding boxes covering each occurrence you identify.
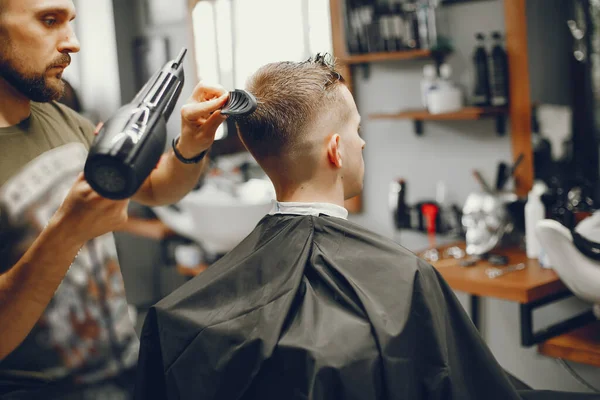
[327,134,342,168]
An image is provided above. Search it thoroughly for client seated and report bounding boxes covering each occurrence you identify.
[134,55,599,400]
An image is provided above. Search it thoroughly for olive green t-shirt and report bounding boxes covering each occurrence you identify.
[0,102,94,186]
[0,102,139,395]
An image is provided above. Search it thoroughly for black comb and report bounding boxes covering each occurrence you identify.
[221,89,257,117]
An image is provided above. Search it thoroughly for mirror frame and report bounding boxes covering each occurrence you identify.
[504,0,534,197]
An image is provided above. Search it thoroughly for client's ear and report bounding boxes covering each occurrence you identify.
[327,134,342,168]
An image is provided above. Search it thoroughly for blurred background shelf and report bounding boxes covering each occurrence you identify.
[370,106,509,135]
[340,49,432,64]
[370,106,507,120]
[440,0,496,5]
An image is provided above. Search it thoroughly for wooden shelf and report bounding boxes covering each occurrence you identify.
[538,321,600,368]
[340,49,431,64]
[371,106,508,121]
[370,107,509,135]
[428,243,567,303]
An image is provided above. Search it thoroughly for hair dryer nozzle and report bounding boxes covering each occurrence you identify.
[173,48,187,68]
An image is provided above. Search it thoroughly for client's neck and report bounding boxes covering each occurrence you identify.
[275,179,346,208]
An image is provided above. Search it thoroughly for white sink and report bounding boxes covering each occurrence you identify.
[153,178,275,254]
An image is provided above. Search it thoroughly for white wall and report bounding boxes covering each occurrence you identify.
[71,0,122,123]
[349,0,600,393]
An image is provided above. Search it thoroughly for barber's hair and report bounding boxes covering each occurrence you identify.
[235,53,347,161]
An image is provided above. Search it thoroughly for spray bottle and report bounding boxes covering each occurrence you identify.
[525,181,547,259]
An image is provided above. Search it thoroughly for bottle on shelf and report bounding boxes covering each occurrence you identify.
[472,32,491,106]
[420,64,438,108]
[389,0,405,52]
[416,1,432,49]
[525,181,547,259]
[489,31,509,107]
[344,0,361,54]
[377,2,393,52]
[426,0,438,47]
[400,1,420,50]
[390,179,411,229]
[344,0,374,54]
[382,0,418,52]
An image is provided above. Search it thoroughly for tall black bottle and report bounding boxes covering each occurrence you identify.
[472,33,491,106]
[489,31,509,107]
[394,179,411,229]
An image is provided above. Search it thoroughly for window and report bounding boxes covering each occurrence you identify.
[192,0,333,138]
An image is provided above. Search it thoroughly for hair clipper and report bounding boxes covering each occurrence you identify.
[84,48,188,200]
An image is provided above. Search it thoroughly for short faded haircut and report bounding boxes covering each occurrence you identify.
[235,53,348,162]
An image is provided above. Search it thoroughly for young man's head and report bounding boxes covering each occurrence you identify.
[0,0,80,102]
[236,54,365,202]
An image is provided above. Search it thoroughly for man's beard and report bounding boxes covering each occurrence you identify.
[0,54,70,103]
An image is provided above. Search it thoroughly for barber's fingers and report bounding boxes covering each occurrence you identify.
[191,82,228,102]
[74,172,94,194]
[202,110,227,135]
[181,93,229,121]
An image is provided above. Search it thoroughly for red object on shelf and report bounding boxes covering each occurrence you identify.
[422,203,439,249]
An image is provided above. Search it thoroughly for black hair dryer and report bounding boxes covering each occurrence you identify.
[84,48,187,200]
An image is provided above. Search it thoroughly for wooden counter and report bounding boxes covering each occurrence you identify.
[427,243,567,303]
[538,321,600,368]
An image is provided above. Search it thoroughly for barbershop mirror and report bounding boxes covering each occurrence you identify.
[525,0,600,216]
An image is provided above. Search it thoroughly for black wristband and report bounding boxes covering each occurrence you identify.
[172,136,208,164]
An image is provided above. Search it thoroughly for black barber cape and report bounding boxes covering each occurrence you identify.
[134,214,599,400]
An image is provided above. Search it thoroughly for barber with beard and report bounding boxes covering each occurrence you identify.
[0,0,229,399]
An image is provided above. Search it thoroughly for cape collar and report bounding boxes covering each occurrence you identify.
[269,200,348,220]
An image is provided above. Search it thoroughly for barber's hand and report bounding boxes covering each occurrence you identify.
[178,82,230,159]
[51,173,129,245]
